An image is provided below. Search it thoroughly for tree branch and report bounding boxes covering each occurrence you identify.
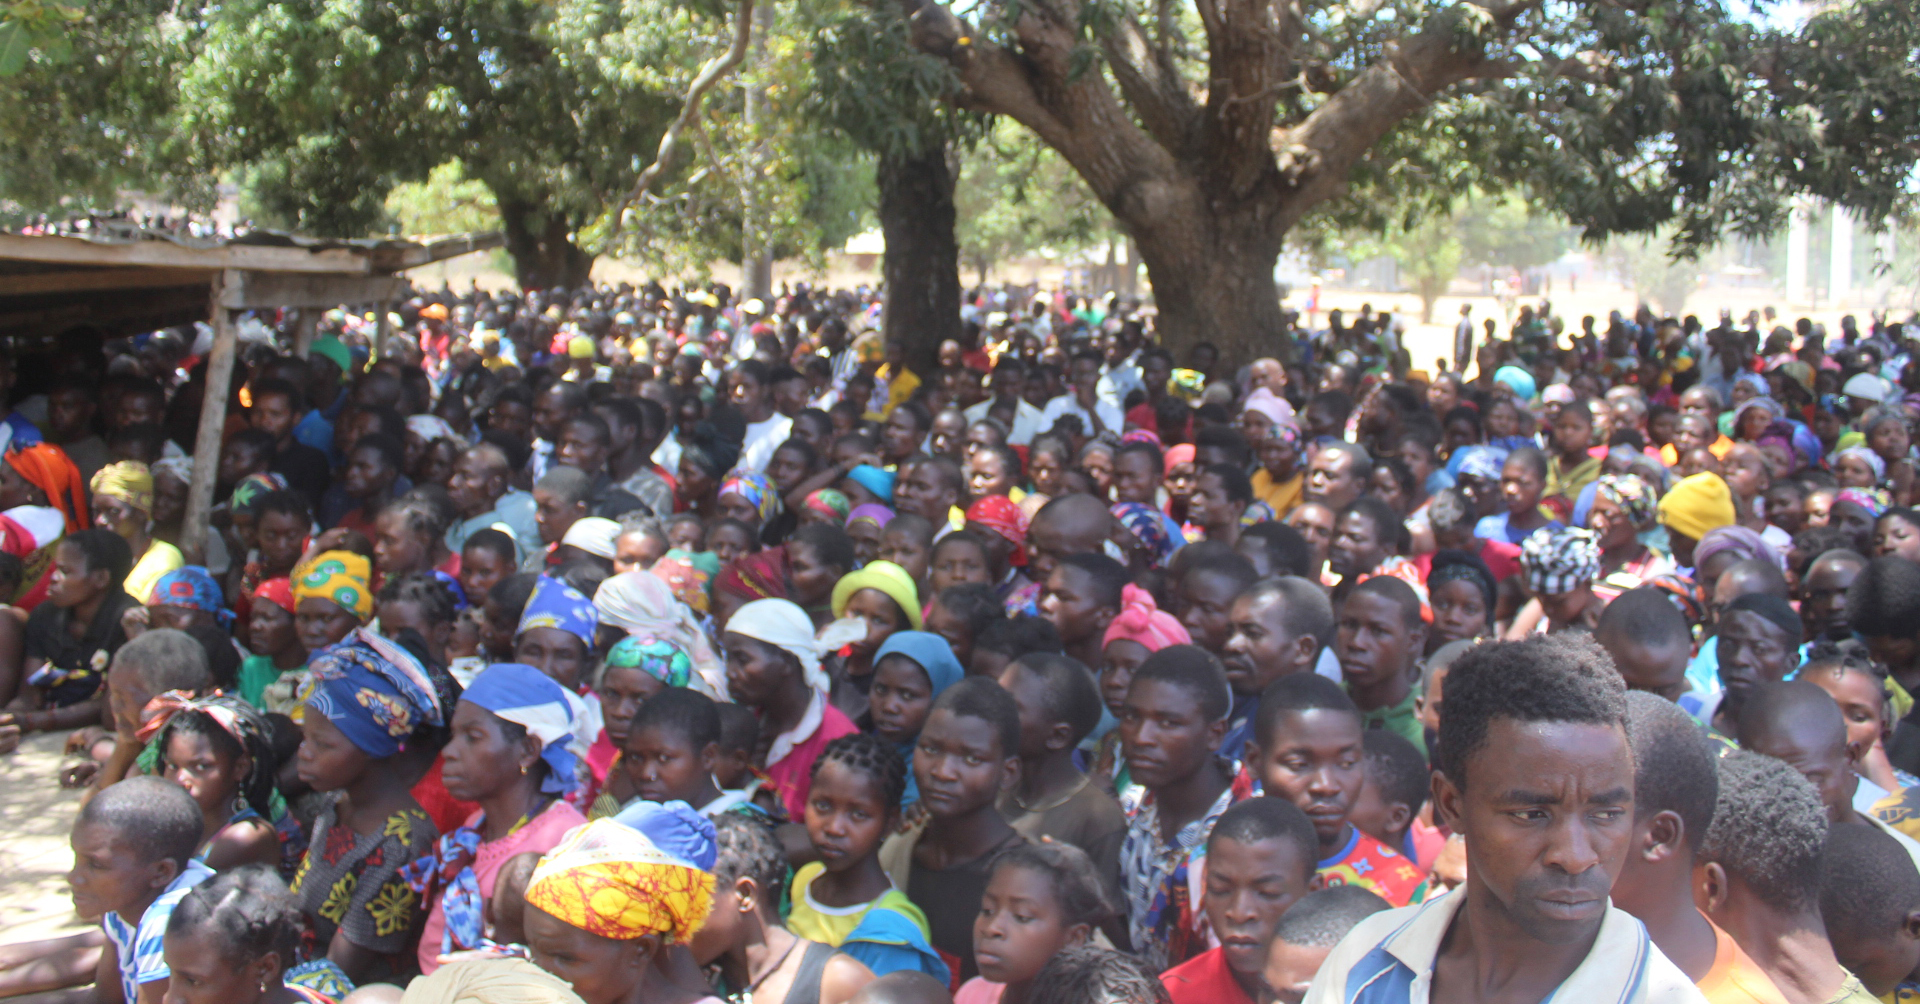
[903,0,1184,210]
[1270,19,1514,234]
[1101,13,1200,152]
[606,0,754,237]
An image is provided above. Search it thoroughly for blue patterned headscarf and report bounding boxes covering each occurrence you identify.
[462,663,586,797]
[517,576,599,652]
[611,799,718,870]
[1111,502,1185,568]
[604,635,693,689]
[305,628,445,758]
[147,566,233,628]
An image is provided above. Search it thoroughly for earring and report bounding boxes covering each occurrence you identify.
[520,763,529,775]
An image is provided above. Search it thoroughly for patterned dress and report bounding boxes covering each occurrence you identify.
[291,801,438,960]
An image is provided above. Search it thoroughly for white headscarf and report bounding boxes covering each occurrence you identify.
[723,598,862,693]
[593,570,726,698]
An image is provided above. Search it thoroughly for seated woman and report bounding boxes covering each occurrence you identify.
[153,694,282,869]
[407,663,590,975]
[8,529,137,734]
[717,470,785,548]
[239,578,308,714]
[825,562,919,723]
[514,576,599,695]
[291,629,450,984]
[590,569,725,697]
[0,441,92,609]
[92,460,184,606]
[523,809,723,1004]
[285,551,375,707]
[723,599,864,821]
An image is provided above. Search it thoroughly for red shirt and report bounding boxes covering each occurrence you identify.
[409,754,480,835]
[1161,947,1257,1004]
[766,701,859,821]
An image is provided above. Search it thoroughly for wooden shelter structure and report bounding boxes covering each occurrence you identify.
[0,227,502,562]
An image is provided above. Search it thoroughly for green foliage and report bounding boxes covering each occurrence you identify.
[1605,230,1703,315]
[953,120,1112,280]
[802,0,985,159]
[0,0,188,213]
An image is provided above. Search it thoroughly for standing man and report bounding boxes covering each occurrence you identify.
[730,360,793,473]
[965,359,1046,445]
[1219,577,1333,759]
[1454,304,1475,374]
[1305,634,1706,1004]
[528,381,587,481]
[1043,350,1124,439]
[445,441,540,562]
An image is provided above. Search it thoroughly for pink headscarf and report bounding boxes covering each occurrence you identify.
[1102,584,1192,651]
[1164,444,1196,468]
[1241,388,1296,430]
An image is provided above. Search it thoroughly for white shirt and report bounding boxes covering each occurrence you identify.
[1303,891,1704,1004]
[739,413,793,473]
[652,431,683,476]
[1040,394,1124,439]
[1098,357,1143,409]
[964,397,1047,446]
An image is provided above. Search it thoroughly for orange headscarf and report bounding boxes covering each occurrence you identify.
[6,444,88,533]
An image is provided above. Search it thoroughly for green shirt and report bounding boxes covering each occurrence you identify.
[237,654,287,709]
[1357,688,1425,754]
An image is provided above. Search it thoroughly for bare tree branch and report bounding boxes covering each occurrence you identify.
[1101,13,1200,151]
[607,0,755,237]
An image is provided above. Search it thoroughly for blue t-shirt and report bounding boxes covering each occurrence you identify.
[101,859,215,1002]
[1473,512,1564,546]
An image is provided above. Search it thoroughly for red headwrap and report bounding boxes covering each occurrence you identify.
[253,576,295,614]
[713,547,791,603]
[964,496,1029,567]
[6,444,87,533]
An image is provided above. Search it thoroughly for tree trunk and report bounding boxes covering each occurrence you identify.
[1123,190,1289,365]
[877,140,961,375]
[498,197,595,290]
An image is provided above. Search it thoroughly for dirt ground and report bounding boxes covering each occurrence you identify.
[0,731,90,948]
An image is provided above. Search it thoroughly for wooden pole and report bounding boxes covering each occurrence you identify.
[181,269,240,566]
[375,302,391,361]
[292,307,317,358]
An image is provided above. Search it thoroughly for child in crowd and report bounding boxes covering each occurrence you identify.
[868,631,966,810]
[969,616,1061,680]
[162,865,326,1004]
[1347,730,1435,869]
[80,777,215,1004]
[1261,887,1392,1004]
[695,813,877,1004]
[1159,798,1318,1004]
[620,688,759,819]
[712,701,762,794]
[152,695,282,870]
[880,515,936,592]
[923,583,1002,675]
[956,843,1113,1004]
[927,534,994,602]
[880,678,1026,983]
[1246,673,1427,907]
[789,733,948,983]
[994,652,1127,898]
[828,562,921,723]
[1819,823,1920,999]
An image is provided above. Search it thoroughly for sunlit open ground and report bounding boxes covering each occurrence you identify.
[0,732,90,948]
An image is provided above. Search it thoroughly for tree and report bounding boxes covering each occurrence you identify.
[953,121,1112,284]
[176,0,686,287]
[806,1,986,372]
[1606,232,1702,316]
[897,0,1920,362]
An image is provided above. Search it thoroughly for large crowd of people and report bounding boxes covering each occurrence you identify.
[0,283,1917,1004]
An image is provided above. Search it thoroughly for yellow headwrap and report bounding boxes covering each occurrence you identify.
[292,550,373,621]
[90,461,154,514]
[1656,472,1737,542]
[524,819,714,943]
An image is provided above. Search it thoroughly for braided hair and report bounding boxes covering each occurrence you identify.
[811,732,908,810]
[712,812,786,899]
[155,696,279,820]
[166,865,303,970]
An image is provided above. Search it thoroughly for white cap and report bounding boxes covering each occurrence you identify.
[1844,372,1892,403]
[560,517,622,560]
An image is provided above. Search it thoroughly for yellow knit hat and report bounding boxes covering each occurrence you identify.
[1657,472,1737,541]
[830,560,923,631]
